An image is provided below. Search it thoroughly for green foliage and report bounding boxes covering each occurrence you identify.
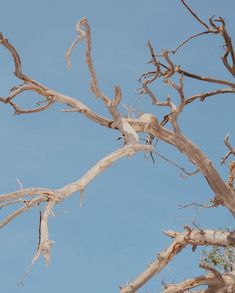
[202,245,235,273]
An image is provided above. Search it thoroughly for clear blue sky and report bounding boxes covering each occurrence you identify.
[0,0,235,292]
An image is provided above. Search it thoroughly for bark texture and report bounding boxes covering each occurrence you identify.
[0,1,235,292]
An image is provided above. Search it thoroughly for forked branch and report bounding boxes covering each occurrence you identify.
[120,228,235,293]
[221,134,235,164]
[65,17,110,104]
[0,3,235,292]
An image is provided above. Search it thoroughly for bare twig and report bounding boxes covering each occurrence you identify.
[171,31,216,54]
[147,41,161,75]
[0,196,43,228]
[209,17,235,77]
[178,201,217,209]
[65,17,110,104]
[16,178,23,190]
[180,0,210,30]
[65,33,84,69]
[153,151,198,177]
[163,75,185,133]
[0,33,46,88]
[176,67,235,89]
[185,88,235,105]
[221,134,235,164]
[9,98,54,115]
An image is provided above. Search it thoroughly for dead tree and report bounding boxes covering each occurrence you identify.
[0,1,235,292]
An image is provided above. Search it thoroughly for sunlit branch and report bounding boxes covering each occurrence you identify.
[0,196,43,228]
[65,17,110,104]
[120,228,235,293]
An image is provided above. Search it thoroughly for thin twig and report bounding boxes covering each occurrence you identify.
[209,17,235,77]
[172,31,215,54]
[153,151,198,177]
[0,33,46,88]
[185,88,235,105]
[180,0,210,30]
[65,17,110,104]
[176,67,235,89]
[221,134,235,164]
[178,201,217,209]
[0,197,43,228]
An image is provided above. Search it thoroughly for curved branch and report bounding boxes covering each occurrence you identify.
[146,121,235,215]
[9,98,54,115]
[172,30,216,54]
[185,88,235,105]
[0,187,54,202]
[57,144,151,199]
[65,17,110,104]
[221,134,235,164]
[2,22,234,218]
[164,262,235,293]
[180,0,210,30]
[209,17,235,77]
[0,143,152,271]
[120,228,235,293]
[0,33,46,88]
[0,196,43,228]
[163,275,215,293]
[176,67,235,89]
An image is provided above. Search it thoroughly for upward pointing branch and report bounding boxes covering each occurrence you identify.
[65,17,110,104]
[180,0,210,30]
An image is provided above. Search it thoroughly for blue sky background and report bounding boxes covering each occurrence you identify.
[0,0,235,292]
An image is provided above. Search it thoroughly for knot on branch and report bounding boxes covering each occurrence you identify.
[139,113,158,129]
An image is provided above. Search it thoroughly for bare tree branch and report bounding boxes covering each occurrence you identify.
[176,67,235,89]
[209,17,235,77]
[1,3,235,291]
[180,0,210,30]
[120,228,235,293]
[0,143,152,273]
[185,88,235,105]
[162,274,215,293]
[0,33,46,88]
[178,201,217,210]
[221,134,235,165]
[153,150,198,177]
[0,196,43,228]
[65,17,110,104]
[57,144,151,199]
[171,31,216,54]
[18,200,56,285]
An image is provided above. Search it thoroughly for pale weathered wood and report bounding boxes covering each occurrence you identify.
[0,1,235,291]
